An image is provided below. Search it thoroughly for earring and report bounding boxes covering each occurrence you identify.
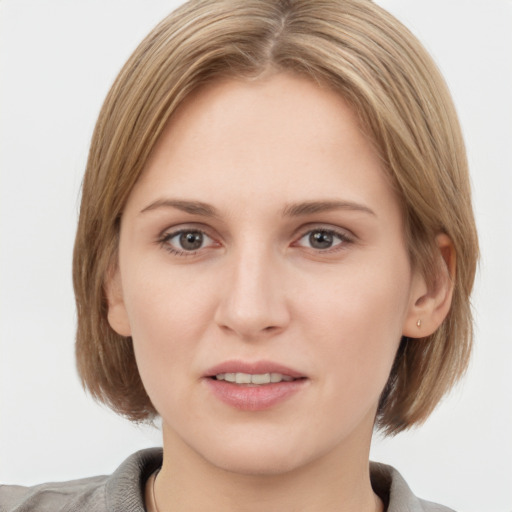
[416,319,422,328]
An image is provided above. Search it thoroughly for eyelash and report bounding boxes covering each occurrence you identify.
[157,228,215,257]
[294,227,354,253]
[157,226,354,257]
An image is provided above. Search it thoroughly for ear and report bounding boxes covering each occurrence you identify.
[402,234,456,338]
[104,266,132,337]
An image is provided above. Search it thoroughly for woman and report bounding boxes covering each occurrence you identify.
[0,0,479,511]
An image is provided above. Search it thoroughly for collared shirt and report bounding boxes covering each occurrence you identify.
[0,448,455,511]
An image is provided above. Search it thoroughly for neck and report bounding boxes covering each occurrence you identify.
[150,422,383,512]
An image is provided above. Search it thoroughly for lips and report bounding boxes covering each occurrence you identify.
[203,360,307,411]
[216,372,295,384]
[205,360,305,380]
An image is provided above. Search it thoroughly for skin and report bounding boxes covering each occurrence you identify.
[106,72,453,512]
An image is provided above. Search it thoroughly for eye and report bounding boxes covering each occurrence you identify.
[160,229,216,255]
[295,228,351,251]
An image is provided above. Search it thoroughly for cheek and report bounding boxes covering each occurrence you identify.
[122,259,215,338]
[121,265,216,395]
[298,256,411,393]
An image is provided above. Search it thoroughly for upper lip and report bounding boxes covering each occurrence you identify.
[204,360,305,379]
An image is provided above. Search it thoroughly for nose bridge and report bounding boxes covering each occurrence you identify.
[215,237,289,337]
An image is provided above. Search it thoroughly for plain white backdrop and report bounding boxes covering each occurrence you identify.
[0,1,511,511]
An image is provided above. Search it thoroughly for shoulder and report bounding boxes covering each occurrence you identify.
[0,475,108,512]
[370,462,456,512]
[0,448,162,512]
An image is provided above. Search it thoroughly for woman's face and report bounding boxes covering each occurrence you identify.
[108,72,425,475]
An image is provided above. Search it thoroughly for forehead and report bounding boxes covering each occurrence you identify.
[126,72,398,219]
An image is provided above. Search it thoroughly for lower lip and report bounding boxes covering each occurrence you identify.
[204,378,307,411]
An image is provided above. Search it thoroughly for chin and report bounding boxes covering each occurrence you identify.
[205,449,307,477]
[192,430,321,477]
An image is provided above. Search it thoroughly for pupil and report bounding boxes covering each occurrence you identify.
[309,231,333,249]
[180,231,203,250]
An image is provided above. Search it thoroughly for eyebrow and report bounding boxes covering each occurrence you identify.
[282,200,376,217]
[140,199,219,217]
[139,198,375,218]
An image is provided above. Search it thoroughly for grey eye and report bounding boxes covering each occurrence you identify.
[179,231,204,250]
[164,230,213,252]
[309,231,334,249]
[296,229,346,250]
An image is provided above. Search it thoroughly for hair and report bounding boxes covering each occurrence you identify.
[73,0,478,435]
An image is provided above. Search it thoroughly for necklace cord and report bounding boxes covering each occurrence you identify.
[151,469,161,512]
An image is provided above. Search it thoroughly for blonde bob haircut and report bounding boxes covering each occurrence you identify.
[74,0,478,435]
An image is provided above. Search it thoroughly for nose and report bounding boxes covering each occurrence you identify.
[214,245,290,339]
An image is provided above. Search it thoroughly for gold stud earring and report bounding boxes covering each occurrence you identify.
[416,319,422,328]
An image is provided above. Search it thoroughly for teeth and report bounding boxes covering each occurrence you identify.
[215,372,295,384]
[252,373,271,384]
[235,373,251,384]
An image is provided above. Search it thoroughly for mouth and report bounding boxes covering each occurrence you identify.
[212,372,299,385]
[205,360,305,383]
[204,361,308,411]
